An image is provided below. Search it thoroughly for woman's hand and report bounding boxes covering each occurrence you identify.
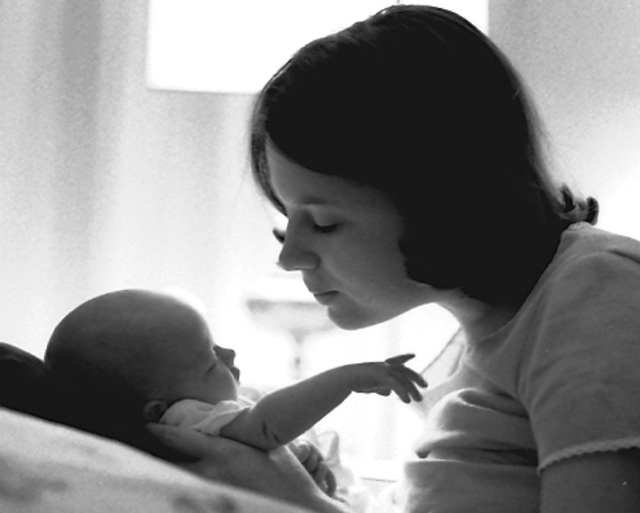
[288,439,337,497]
[146,423,349,513]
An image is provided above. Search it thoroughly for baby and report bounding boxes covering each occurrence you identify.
[44,289,427,495]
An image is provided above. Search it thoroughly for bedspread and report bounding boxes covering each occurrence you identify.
[0,406,310,513]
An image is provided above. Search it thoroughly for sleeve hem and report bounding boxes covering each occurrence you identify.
[539,436,640,471]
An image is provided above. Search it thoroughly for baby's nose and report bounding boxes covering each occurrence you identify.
[219,346,236,364]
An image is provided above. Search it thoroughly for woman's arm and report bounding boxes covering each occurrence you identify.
[541,449,640,512]
[147,423,351,513]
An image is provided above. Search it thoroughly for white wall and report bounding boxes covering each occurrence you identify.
[490,0,640,239]
[0,1,276,359]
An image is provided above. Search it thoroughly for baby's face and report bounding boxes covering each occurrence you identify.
[157,306,241,406]
[168,342,240,406]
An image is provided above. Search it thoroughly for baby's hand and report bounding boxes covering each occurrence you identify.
[346,354,428,403]
[288,439,337,497]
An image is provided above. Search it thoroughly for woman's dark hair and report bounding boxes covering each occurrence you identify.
[250,5,598,305]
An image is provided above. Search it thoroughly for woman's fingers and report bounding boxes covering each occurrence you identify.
[312,463,337,498]
[288,442,337,498]
[324,469,338,497]
[289,439,311,461]
[312,462,328,484]
[305,450,320,472]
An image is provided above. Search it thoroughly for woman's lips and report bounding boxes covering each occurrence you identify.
[313,291,338,305]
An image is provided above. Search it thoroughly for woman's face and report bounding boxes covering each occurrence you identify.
[266,142,437,330]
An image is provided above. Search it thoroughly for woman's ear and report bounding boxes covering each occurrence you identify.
[143,400,168,422]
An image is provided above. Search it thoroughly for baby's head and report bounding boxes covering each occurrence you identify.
[45,289,240,426]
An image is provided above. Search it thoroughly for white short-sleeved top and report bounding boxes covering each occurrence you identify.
[404,224,640,513]
[160,396,254,435]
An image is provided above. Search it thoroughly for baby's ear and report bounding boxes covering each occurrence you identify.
[142,400,168,422]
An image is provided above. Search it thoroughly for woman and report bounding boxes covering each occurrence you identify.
[150,5,640,512]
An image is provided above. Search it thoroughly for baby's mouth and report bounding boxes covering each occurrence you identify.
[232,367,241,382]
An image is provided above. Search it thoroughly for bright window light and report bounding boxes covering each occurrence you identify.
[147,0,488,93]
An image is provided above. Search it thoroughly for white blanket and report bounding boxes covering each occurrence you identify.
[0,406,310,513]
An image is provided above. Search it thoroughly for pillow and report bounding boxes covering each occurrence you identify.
[0,406,309,513]
[0,342,67,422]
[0,343,179,459]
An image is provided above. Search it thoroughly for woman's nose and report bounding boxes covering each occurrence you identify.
[277,231,319,271]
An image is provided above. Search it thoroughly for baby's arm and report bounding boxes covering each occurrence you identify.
[220,354,426,451]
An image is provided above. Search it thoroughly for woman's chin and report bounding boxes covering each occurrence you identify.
[327,307,387,331]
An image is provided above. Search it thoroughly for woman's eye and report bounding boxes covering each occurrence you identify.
[313,223,338,234]
[272,220,337,241]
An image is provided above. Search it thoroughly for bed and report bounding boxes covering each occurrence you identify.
[0,405,313,512]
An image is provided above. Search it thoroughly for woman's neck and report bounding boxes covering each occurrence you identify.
[440,294,519,344]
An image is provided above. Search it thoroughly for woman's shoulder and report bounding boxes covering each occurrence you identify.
[541,223,640,289]
[505,223,640,337]
[560,222,640,259]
